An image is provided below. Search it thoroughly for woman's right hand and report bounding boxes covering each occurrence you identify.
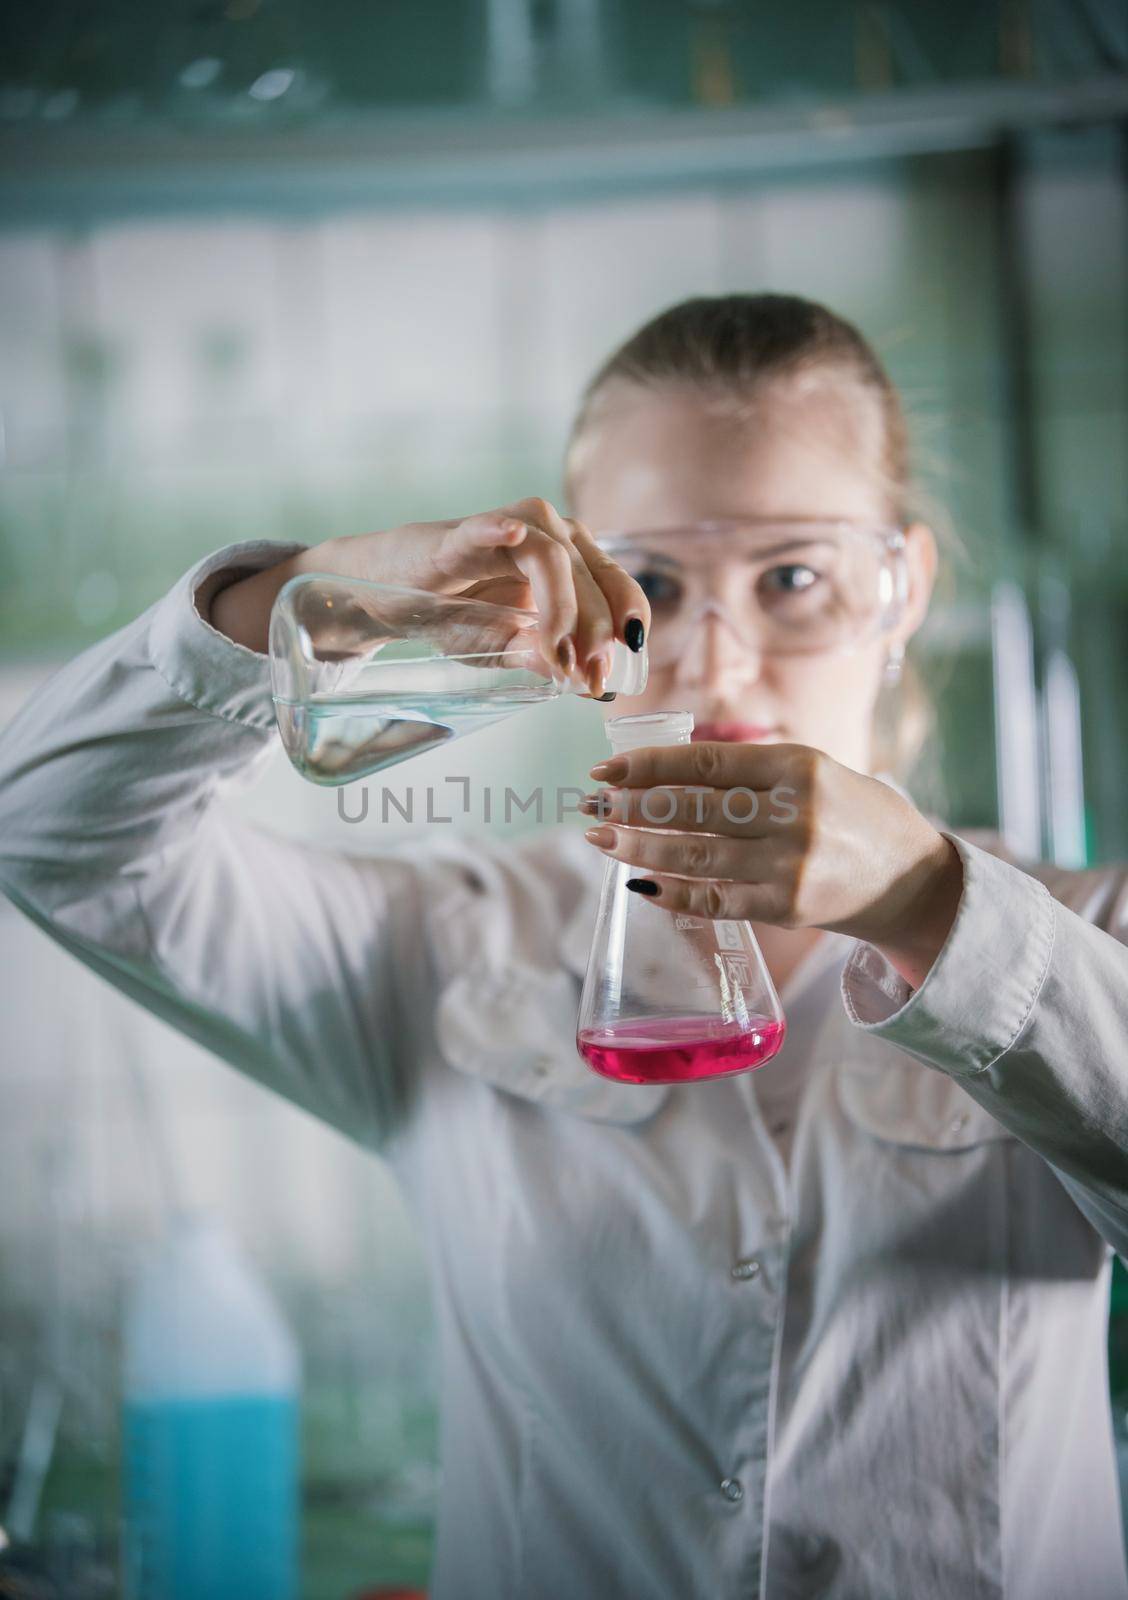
[209,498,651,698]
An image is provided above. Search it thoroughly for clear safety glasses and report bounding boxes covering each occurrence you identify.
[595,519,908,666]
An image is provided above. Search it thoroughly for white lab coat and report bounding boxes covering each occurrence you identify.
[1,540,1127,1600]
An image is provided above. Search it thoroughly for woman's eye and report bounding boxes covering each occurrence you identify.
[760,564,820,599]
[633,568,682,606]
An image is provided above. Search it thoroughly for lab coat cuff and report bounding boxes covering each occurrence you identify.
[840,831,1056,1077]
[147,540,308,731]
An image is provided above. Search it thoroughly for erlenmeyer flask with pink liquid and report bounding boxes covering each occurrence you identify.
[576,712,786,1086]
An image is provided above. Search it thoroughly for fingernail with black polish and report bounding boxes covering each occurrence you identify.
[626,878,660,897]
[624,617,645,653]
[596,690,617,702]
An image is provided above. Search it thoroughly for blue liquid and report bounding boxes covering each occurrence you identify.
[123,1393,298,1600]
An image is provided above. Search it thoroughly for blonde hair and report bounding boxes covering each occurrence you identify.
[564,293,953,794]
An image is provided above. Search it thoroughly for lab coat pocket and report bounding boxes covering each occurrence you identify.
[836,1031,1017,1152]
[428,881,669,1126]
[831,1027,1017,1306]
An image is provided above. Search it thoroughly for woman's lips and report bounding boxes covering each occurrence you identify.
[692,721,779,743]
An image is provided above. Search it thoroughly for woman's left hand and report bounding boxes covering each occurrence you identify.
[581,741,965,990]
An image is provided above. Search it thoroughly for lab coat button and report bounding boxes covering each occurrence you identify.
[948,1113,968,1134]
[731,1258,761,1281]
[720,1477,744,1503]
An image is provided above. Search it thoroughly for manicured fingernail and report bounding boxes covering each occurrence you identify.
[626,878,660,897]
[595,690,617,702]
[557,636,577,674]
[589,757,627,781]
[624,617,645,652]
[586,652,609,699]
[584,826,616,849]
[580,790,621,817]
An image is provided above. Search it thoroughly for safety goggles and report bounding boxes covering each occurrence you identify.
[595,519,908,665]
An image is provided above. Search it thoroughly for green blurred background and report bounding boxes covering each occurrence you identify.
[1,2,1126,1594]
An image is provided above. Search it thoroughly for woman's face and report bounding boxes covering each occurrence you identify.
[568,378,936,774]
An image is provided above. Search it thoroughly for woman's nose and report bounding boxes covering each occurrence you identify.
[673,602,765,689]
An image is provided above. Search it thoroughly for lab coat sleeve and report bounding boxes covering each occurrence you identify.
[0,540,461,1154]
[840,831,1128,1257]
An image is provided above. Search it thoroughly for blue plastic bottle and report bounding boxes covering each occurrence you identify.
[121,1217,300,1600]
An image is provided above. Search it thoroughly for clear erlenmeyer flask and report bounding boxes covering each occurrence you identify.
[269,572,647,785]
[577,712,786,1086]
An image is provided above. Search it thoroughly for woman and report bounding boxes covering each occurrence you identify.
[1,294,1126,1600]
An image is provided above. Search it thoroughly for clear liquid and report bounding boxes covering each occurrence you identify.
[273,686,556,785]
[578,1013,786,1085]
[122,1392,298,1600]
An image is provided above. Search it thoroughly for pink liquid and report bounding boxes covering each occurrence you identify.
[577,1013,786,1086]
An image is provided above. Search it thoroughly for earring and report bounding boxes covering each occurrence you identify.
[882,642,904,688]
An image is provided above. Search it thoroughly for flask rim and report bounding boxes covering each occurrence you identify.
[605,710,694,752]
